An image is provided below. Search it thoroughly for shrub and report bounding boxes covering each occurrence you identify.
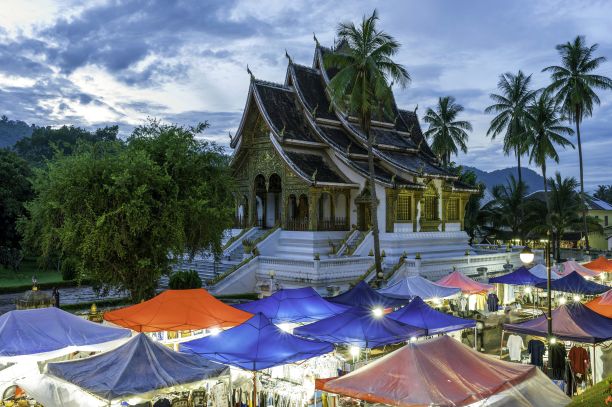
[61,257,78,281]
[169,270,202,289]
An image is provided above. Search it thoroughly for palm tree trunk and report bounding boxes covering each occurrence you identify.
[575,108,590,250]
[366,128,383,286]
[516,150,523,186]
[541,163,552,261]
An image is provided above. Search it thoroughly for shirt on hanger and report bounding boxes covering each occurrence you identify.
[507,334,524,361]
[569,346,590,375]
[528,339,545,366]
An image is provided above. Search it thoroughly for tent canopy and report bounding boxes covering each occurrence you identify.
[586,291,612,318]
[180,313,333,371]
[377,276,460,300]
[0,307,130,360]
[436,271,494,294]
[234,287,348,323]
[387,297,475,335]
[557,260,601,277]
[529,264,561,280]
[47,334,227,401]
[293,307,424,348]
[489,266,546,286]
[317,335,569,407]
[584,256,612,273]
[504,302,612,343]
[103,289,252,332]
[534,271,609,295]
[328,281,406,309]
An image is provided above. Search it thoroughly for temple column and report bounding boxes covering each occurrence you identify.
[413,192,423,232]
[385,188,398,233]
[309,188,320,231]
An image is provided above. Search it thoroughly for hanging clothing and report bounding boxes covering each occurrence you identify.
[487,293,499,312]
[507,334,524,362]
[528,339,545,366]
[569,346,590,375]
[459,297,468,312]
[550,343,567,380]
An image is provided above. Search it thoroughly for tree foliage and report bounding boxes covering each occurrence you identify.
[168,270,202,289]
[594,185,612,203]
[20,121,234,301]
[0,149,33,248]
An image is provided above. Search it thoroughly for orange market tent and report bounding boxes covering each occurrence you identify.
[584,256,612,273]
[103,289,252,332]
[436,271,493,294]
[556,260,601,278]
[317,336,570,407]
[586,290,612,318]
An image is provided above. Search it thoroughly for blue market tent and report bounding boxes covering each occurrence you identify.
[328,281,407,309]
[528,264,561,280]
[180,313,333,371]
[234,287,348,323]
[489,266,546,286]
[377,276,460,300]
[293,307,425,348]
[0,307,130,360]
[46,334,227,401]
[534,271,609,295]
[387,297,475,335]
[504,302,612,343]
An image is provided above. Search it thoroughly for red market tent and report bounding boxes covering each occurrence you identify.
[584,256,612,273]
[103,289,252,332]
[556,260,601,278]
[436,271,493,294]
[317,336,569,407]
[586,290,612,318]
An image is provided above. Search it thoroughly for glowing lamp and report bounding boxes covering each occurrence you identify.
[349,346,360,357]
[210,327,221,336]
[573,295,581,302]
[559,297,567,305]
[372,307,384,318]
[519,246,534,264]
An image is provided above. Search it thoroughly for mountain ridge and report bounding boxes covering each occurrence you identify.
[462,165,545,194]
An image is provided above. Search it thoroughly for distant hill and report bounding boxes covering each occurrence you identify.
[463,165,545,194]
[0,116,34,148]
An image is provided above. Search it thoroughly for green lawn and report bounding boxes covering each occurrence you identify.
[568,377,612,407]
[0,258,64,288]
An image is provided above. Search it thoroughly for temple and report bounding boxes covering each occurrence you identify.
[179,41,520,295]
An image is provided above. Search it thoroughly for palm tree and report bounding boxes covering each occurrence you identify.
[524,91,574,223]
[543,36,612,250]
[325,10,410,284]
[479,176,530,242]
[485,71,535,185]
[423,96,472,167]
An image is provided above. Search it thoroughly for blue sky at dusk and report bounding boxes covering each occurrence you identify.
[1,0,611,189]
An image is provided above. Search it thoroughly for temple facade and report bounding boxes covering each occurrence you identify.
[230,42,477,236]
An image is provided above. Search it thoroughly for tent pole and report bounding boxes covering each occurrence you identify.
[253,370,257,407]
[499,330,505,358]
[593,344,597,386]
[474,327,477,350]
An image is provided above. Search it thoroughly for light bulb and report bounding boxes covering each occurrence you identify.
[550,337,557,345]
[349,346,360,357]
[410,336,417,342]
[524,287,532,294]
[559,297,567,305]
[372,307,384,318]
[573,295,581,302]
[210,328,221,336]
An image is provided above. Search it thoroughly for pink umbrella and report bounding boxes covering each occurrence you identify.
[436,271,494,294]
[557,260,601,278]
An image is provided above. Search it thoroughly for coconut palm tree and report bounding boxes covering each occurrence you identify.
[423,96,472,168]
[543,36,612,250]
[325,10,410,284]
[485,71,535,185]
[479,176,531,242]
[524,90,574,224]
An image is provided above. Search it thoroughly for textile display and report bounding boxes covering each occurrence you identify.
[317,336,570,406]
[387,297,475,335]
[549,343,567,380]
[528,339,545,367]
[436,271,494,294]
[569,346,590,376]
[504,302,612,343]
[507,334,524,362]
[487,293,499,312]
[103,289,252,332]
[327,281,406,309]
[377,275,460,300]
[181,313,333,371]
[293,306,424,348]
[234,287,348,323]
[0,307,130,362]
[534,271,609,295]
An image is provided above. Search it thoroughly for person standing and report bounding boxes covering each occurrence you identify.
[52,287,60,308]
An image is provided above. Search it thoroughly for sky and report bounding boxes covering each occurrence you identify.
[1,0,611,190]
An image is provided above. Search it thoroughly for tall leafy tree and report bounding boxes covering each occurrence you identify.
[485,71,535,185]
[325,10,410,284]
[594,185,612,203]
[0,149,33,248]
[544,36,612,250]
[20,122,234,301]
[524,90,574,223]
[423,96,472,167]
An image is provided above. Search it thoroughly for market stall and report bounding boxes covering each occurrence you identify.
[556,260,601,278]
[293,307,424,348]
[387,297,475,335]
[534,271,609,295]
[317,335,570,406]
[327,281,406,309]
[377,275,460,300]
[234,287,348,324]
[584,256,612,273]
[181,312,334,406]
[586,290,612,318]
[436,271,494,311]
[103,288,252,332]
[18,334,228,407]
[529,263,562,280]
[489,266,546,307]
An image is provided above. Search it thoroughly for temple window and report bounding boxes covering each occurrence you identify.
[423,195,439,221]
[447,198,459,221]
[396,193,411,221]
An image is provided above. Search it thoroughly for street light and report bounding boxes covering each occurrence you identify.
[372,307,384,318]
[519,246,535,264]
